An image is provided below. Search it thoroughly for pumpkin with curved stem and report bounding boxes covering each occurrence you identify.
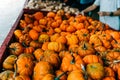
[86,62,104,80]
[33,61,53,80]
[89,34,102,48]
[67,70,84,80]
[19,34,32,46]
[61,52,84,72]
[22,26,30,34]
[48,42,65,52]
[75,29,90,41]
[9,42,23,56]
[83,55,103,64]
[0,70,14,80]
[19,20,27,28]
[3,55,17,70]
[16,53,34,76]
[105,50,120,72]
[24,14,33,24]
[78,41,95,57]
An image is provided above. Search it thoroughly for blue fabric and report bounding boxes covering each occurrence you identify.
[80,0,94,4]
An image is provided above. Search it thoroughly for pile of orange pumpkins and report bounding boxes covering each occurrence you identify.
[0,10,120,80]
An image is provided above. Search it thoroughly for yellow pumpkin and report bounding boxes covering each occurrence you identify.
[48,42,65,52]
[3,55,17,70]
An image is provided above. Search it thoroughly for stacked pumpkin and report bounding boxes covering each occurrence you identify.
[0,9,120,80]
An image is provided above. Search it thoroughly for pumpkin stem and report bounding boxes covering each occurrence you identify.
[81,64,88,80]
[13,58,18,78]
[39,55,44,61]
[22,42,27,47]
[9,48,16,51]
[54,71,67,80]
[70,51,75,64]
[111,36,118,43]
[113,60,120,63]
[83,43,87,50]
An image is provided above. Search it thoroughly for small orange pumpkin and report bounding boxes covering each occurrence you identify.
[16,53,34,76]
[42,50,61,69]
[33,48,44,61]
[19,34,32,46]
[77,41,95,57]
[33,61,53,80]
[24,46,35,54]
[3,55,17,70]
[83,55,103,64]
[47,12,56,18]
[61,53,84,72]
[86,62,104,80]
[14,29,23,39]
[9,42,23,56]
[66,34,78,45]
[30,40,41,48]
[48,42,65,52]
[33,12,44,20]
[67,70,84,80]
[29,29,39,40]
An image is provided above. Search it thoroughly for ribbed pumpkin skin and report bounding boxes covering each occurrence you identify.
[3,55,17,70]
[33,61,53,80]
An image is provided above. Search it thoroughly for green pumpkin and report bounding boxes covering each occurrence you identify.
[86,62,104,80]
